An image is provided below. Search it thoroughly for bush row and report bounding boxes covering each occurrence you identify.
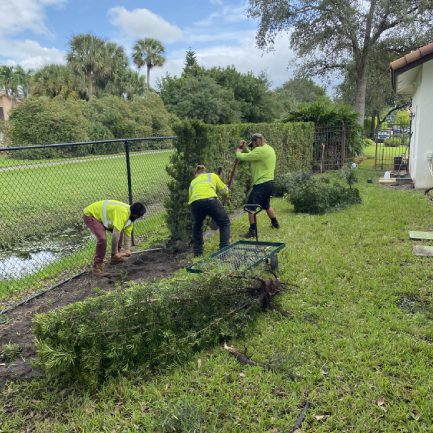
[275,170,362,214]
[34,273,269,387]
[165,120,315,240]
[5,94,174,159]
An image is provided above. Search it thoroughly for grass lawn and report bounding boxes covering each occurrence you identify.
[2,164,433,432]
[0,150,173,248]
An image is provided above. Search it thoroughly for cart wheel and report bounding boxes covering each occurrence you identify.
[270,255,279,271]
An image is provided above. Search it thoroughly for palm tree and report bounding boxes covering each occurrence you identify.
[0,66,19,97]
[132,38,165,89]
[31,64,76,98]
[67,33,108,100]
[99,42,129,96]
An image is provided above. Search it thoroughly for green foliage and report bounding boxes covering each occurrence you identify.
[207,66,277,122]
[33,274,267,386]
[394,110,410,128]
[247,0,433,124]
[0,343,22,362]
[161,63,278,124]
[384,135,409,147]
[7,97,89,158]
[282,99,364,156]
[286,171,361,214]
[6,94,173,158]
[364,137,375,147]
[273,77,328,117]
[166,120,314,240]
[273,170,311,197]
[31,64,79,99]
[132,38,165,89]
[160,74,242,124]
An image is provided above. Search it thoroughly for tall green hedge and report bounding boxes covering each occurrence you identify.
[166,120,314,240]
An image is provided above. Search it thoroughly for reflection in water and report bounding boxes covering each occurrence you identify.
[0,250,60,280]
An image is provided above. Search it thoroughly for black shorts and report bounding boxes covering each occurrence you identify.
[246,181,274,210]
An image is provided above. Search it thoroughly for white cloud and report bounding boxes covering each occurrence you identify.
[0,38,65,69]
[0,0,65,37]
[108,7,183,43]
[193,3,247,27]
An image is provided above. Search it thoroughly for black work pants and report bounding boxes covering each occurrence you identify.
[190,198,230,255]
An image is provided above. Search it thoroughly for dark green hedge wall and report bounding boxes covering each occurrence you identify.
[166,120,314,240]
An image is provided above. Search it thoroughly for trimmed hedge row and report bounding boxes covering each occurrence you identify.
[34,273,272,387]
[166,120,314,240]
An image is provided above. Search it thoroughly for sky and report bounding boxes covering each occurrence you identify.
[0,0,299,89]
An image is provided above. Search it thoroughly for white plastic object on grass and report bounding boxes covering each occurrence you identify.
[384,170,391,179]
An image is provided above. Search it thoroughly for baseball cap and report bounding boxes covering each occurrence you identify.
[251,133,264,140]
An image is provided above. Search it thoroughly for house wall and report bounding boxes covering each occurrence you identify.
[410,61,433,189]
[0,94,14,121]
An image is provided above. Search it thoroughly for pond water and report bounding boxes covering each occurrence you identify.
[0,227,91,281]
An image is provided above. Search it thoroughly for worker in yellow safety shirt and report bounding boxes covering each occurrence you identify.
[236,133,280,238]
[188,165,230,256]
[82,200,146,276]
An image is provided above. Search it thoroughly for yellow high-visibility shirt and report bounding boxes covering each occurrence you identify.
[188,173,229,205]
[235,144,276,185]
[83,200,133,236]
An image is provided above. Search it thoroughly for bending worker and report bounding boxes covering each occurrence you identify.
[188,164,230,257]
[236,133,280,238]
[82,200,146,276]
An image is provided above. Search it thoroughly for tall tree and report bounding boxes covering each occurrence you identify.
[31,64,77,98]
[132,38,165,89]
[95,42,129,96]
[273,77,327,115]
[0,66,19,97]
[67,33,108,100]
[183,48,203,77]
[247,0,433,126]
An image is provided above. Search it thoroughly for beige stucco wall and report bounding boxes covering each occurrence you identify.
[408,61,433,189]
[0,94,14,121]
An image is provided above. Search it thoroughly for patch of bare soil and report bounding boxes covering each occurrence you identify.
[0,248,188,386]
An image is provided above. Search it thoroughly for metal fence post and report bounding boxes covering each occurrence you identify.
[124,140,135,246]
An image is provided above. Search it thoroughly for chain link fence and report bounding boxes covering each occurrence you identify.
[0,137,175,297]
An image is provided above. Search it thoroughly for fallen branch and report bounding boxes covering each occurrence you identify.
[223,342,261,367]
[290,400,310,433]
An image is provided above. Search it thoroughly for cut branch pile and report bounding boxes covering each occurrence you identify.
[33,273,284,387]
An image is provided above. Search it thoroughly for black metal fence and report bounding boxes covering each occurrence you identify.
[0,137,175,297]
[312,124,347,172]
[373,124,410,172]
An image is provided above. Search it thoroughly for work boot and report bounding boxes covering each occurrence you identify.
[243,228,257,239]
[111,254,126,264]
[92,263,109,277]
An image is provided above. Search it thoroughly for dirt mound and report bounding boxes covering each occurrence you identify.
[0,248,188,386]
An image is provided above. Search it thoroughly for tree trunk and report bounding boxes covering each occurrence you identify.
[86,71,93,101]
[354,56,368,127]
[146,65,151,89]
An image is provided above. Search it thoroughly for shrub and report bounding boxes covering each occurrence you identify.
[273,170,311,197]
[34,273,279,386]
[7,97,90,159]
[286,170,361,214]
[384,135,409,147]
[6,94,173,158]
